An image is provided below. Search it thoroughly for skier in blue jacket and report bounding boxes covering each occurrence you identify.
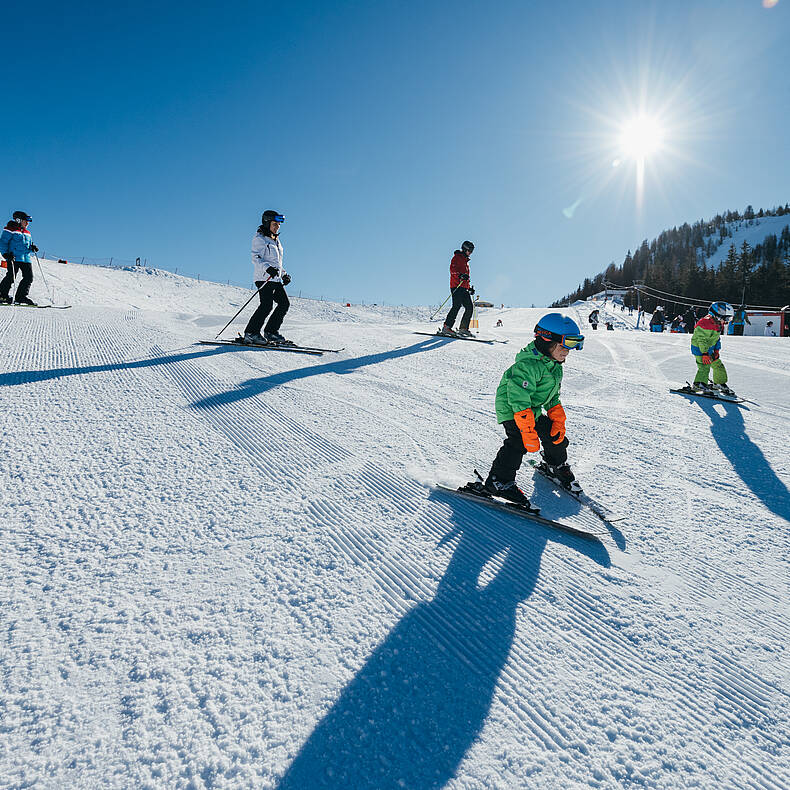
[0,211,38,305]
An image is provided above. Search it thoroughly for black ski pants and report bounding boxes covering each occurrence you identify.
[245,281,290,335]
[444,287,473,331]
[489,415,568,484]
[732,324,745,336]
[0,260,33,301]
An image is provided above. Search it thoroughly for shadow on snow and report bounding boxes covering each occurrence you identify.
[277,491,610,790]
[691,398,790,523]
[190,338,448,410]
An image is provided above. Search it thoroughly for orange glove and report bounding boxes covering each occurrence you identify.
[514,408,540,452]
[701,354,712,365]
[545,404,566,444]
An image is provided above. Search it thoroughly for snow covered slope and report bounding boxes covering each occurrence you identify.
[703,214,790,270]
[2,261,789,789]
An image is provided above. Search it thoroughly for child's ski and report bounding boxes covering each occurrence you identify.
[527,459,625,524]
[670,382,749,405]
[435,484,605,538]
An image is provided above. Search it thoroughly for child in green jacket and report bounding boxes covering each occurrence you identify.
[476,313,585,508]
[691,301,735,396]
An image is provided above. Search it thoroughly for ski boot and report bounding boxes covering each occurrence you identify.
[0,294,11,305]
[264,331,293,346]
[714,383,736,398]
[691,381,714,395]
[536,461,582,494]
[241,332,268,346]
[438,325,458,337]
[484,474,533,508]
[455,329,474,338]
[14,296,37,306]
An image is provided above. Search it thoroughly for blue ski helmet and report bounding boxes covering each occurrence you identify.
[709,301,734,322]
[534,313,585,350]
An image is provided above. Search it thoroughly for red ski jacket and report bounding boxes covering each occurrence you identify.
[449,251,471,289]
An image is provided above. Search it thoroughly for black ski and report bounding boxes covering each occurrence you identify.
[413,331,507,345]
[670,381,749,405]
[0,302,72,309]
[198,339,323,356]
[435,484,605,538]
[527,459,625,524]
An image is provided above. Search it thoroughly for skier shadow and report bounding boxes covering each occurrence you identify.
[0,346,226,387]
[691,398,790,523]
[277,494,610,790]
[191,337,448,410]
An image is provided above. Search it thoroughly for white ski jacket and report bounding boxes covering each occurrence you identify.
[251,232,286,283]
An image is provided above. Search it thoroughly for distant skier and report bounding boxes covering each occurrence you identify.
[0,211,38,306]
[243,210,292,345]
[469,313,585,508]
[764,321,777,337]
[650,306,665,332]
[683,306,698,334]
[732,305,751,336]
[670,315,684,333]
[691,301,735,396]
[440,241,475,337]
[588,309,600,330]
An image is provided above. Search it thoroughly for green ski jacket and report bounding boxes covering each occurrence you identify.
[494,342,563,424]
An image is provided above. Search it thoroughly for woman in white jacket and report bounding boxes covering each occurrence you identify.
[244,210,292,344]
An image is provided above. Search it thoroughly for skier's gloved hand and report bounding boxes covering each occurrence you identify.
[460,274,470,281]
[701,354,712,365]
[30,244,39,253]
[266,266,279,277]
[469,286,475,295]
[514,408,540,452]
[282,274,291,285]
[710,348,720,360]
[545,404,566,444]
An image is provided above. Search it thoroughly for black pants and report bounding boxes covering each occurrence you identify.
[732,324,745,336]
[444,288,473,330]
[0,260,33,300]
[489,415,568,484]
[244,281,290,335]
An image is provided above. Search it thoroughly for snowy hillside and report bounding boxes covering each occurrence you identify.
[702,214,790,270]
[2,261,789,789]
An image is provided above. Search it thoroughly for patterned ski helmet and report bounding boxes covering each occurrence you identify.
[461,240,474,255]
[709,301,734,321]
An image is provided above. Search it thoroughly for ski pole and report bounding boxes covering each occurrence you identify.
[430,281,467,321]
[34,252,53,303]
[215,274,272,339]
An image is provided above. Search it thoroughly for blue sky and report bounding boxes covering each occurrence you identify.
[6,0,789,306]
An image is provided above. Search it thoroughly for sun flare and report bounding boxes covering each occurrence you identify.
[619,114,665,161]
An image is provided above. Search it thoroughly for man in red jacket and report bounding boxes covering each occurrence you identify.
[441,240,475,337]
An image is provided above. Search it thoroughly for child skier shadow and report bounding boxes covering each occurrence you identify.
[277,498,610,790]
[528,474,627,550]
[691,399,790,523]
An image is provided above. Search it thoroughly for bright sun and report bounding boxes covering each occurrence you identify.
[619,114,665,161]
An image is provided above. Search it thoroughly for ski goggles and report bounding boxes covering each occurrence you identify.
[271,214,285,223]
[536,328,585,349]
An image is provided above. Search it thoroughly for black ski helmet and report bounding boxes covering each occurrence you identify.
[12,210,32,222]
[461,240,474,255]
[261,210,284,226]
